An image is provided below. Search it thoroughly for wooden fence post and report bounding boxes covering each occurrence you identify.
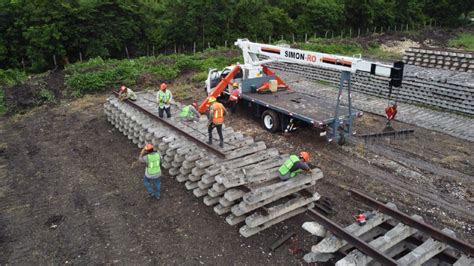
[125,47,130,59]
[79,52,83,62]
[152,45,155,57]
[225,40,227,48]
[193,42,196,54]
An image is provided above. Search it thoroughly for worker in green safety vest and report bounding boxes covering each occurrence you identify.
[139,143,162,200]
[118,85,137,101]
[157,82,173,118]
[278,151,311,181]
[178,102,200,122]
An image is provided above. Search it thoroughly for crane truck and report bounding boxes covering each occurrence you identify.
[199,39,404,144]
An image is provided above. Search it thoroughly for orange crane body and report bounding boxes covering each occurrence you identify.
[198,65,242,114]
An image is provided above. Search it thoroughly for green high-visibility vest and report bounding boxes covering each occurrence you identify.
[158,90,171,108]
[147,153,161,175]
[278,155,301,177]
[179,106,194,118]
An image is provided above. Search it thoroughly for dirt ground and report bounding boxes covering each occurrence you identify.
[1,84,473,263]
[0,95,317,265]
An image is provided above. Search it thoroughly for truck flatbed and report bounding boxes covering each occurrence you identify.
[239,89,359,127]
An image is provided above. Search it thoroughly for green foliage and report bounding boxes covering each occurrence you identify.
[0,69,27,115]
[192,71,208,82]
[0,69,27,86]
[1,0,471,72]
[299,39,362,56]
[64,48,241,96]
[35,88,55,104]
[448,33,474,51]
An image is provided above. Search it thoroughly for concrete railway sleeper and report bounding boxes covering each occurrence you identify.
[104,92,323,238]
[302,192,473,265]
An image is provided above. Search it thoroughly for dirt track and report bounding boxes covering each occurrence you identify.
[1,90,473,264]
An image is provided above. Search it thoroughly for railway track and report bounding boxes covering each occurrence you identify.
[304,189,473,265]
[103,91,323,237]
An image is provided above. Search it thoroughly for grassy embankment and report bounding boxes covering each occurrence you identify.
[0,49,242,114]
[448,33,474,51]
[2,32,473,115]
[0,69,27,114]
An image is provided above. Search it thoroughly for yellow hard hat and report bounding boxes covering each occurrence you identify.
[208,96,216,103]
[232,82,238,87]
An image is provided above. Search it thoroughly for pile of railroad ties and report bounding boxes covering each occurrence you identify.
[104,91,323,237]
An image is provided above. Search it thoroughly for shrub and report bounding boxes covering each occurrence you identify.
[0,69,27,115]
[35,88,55,104]
[192,71,208,82]
[448,33,474,51]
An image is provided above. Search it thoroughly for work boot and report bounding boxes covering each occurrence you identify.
[207,137,212,145]
[219,140,224,148]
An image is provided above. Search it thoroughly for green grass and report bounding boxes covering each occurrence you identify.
[0,69,27,115]
[64,49,242,97]
[35,88,55,105]
[448,33,474,51]
[299,38,363,56]
[298,38,404,61]
[0,90,6,115]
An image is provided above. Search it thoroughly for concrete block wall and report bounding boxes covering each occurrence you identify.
[403,47,474,72]
[268,62,474,115]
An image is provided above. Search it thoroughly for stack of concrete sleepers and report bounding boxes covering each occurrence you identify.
[403,47,474,72]
[267,62,474,115]
[104,91,322,237]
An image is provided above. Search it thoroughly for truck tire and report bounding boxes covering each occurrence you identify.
[261,110,280,133]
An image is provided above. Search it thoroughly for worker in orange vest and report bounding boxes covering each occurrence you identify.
[385,103,397,121]
[207,96,226,148]
[228,82,240,113]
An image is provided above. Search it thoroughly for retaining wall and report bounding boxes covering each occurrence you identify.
[403,47,474,72]
[268,62,474,115]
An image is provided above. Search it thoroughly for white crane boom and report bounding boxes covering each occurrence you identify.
[234,38,403,87]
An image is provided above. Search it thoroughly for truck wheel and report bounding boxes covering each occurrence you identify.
[261,110,280,133]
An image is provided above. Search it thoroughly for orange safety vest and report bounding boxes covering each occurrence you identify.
[385,105,397,121]
[229,89,239,102]
[211,102,225,124]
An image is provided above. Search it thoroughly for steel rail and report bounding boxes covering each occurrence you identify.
[113,93,226,158]
[350,188,474,256]
[358,129,414,139]
[307,209,398,266]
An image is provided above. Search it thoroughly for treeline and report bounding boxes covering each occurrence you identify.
[0,0,472,71]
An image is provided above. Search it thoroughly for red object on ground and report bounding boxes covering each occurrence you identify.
[385,104,397,121]
[356,213,366,225]
[288,237,302,255]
